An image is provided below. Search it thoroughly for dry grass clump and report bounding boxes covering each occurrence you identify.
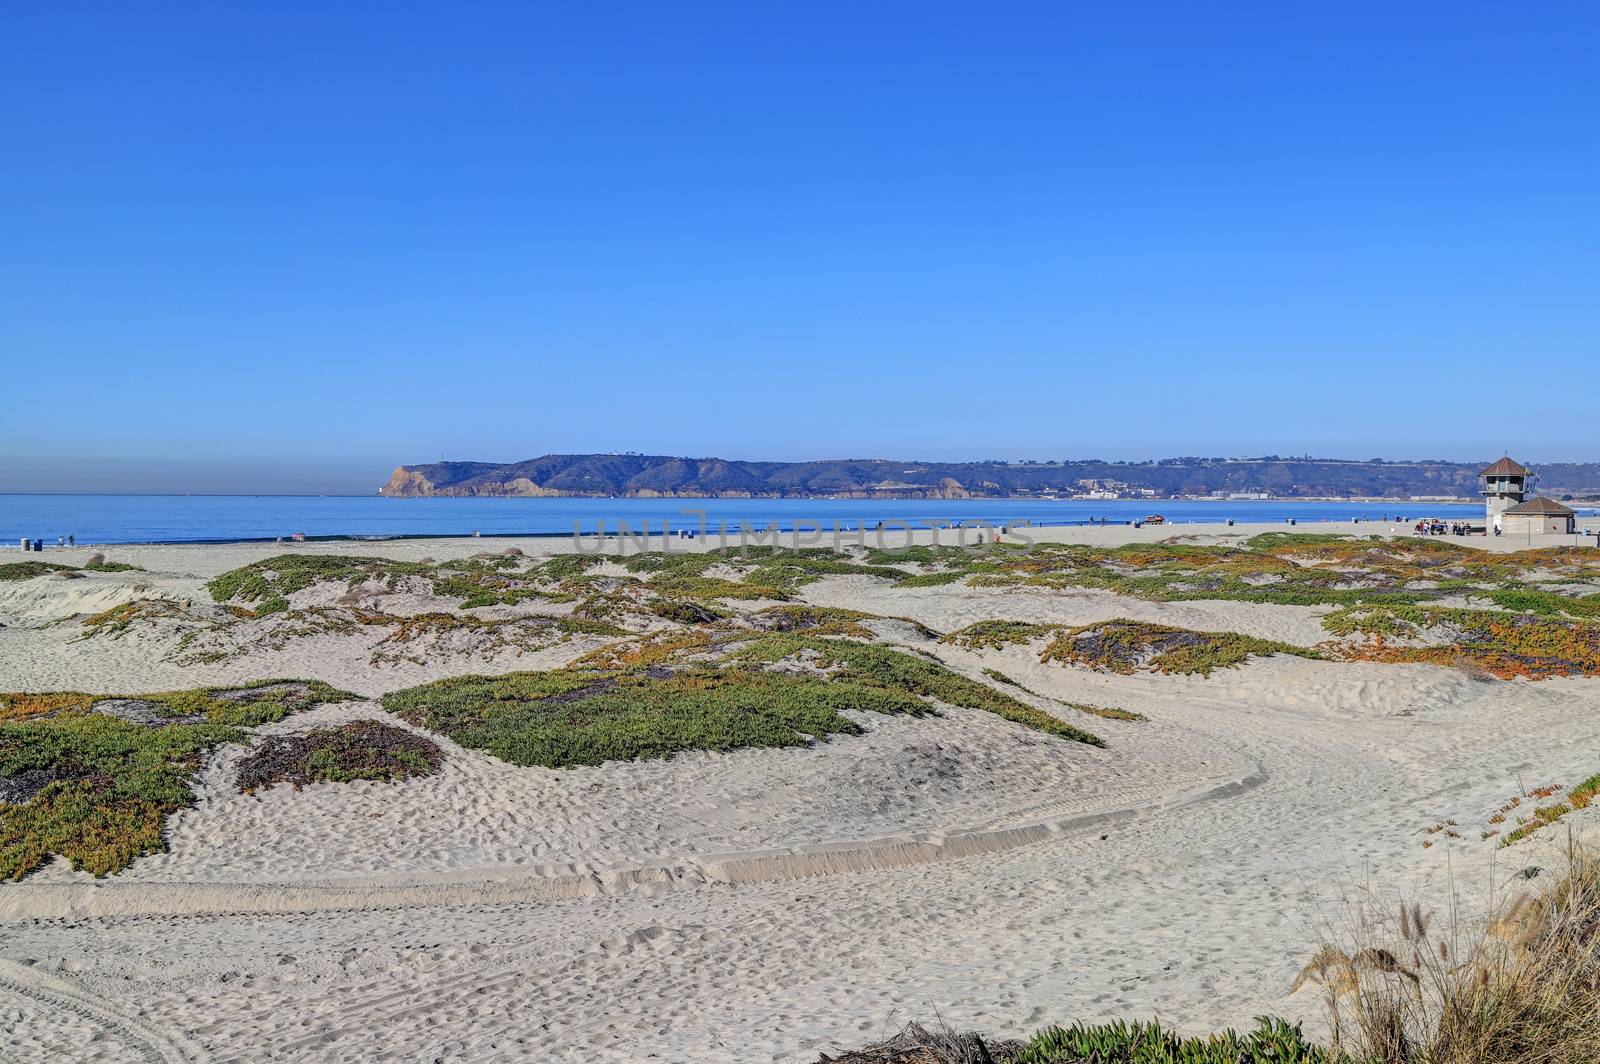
[817,1019,1022,1063]
[1303,845,1600,1063]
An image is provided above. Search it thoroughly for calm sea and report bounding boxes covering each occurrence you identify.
[0,494,1510,547]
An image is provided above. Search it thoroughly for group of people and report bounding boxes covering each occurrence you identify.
[16,534,74,552]
[1414,519,1473,536]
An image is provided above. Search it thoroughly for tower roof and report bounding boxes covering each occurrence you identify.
[1480,456,1530,477]
[1503,496,1574,516]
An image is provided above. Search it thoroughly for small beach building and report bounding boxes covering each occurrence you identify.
[1480,455,1530,531]
[1501,496,1576,537]
[1480,456,1576,536]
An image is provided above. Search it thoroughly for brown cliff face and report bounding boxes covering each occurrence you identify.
[381,468,437,497]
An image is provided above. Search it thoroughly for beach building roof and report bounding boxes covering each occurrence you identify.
[1480,456,1530,477]
[1503,496,1574,516]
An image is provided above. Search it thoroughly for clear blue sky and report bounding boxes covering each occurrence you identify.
[3,2,1596,493]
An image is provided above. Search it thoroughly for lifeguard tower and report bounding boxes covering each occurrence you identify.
[1479,456,1578,536]
[1480,455,1530,533]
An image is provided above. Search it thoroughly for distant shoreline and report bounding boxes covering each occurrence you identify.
[2,491,1484,503]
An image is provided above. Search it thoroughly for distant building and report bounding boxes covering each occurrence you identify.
[1502,496,1577,536]
[1480,456,1576,536]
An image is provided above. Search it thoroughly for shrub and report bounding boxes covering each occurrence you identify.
[81,554,142,572]
[235,720,443,793]
[650,599,727,625]
[752,604,880,638]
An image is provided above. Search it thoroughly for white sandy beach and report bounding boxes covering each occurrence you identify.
[1,523,1597,1062]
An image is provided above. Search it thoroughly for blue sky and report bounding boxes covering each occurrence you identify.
[2,2,1596,493]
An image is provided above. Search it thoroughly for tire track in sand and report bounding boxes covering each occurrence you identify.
[0,761,1266,923]
[0,958,208,1063]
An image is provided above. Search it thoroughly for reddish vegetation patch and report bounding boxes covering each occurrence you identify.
[1331,607,1600,680]
[236,720,444,794]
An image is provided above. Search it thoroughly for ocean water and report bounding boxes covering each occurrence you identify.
[0,494,1500,546]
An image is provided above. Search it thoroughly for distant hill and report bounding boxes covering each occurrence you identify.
[380,454,1600,501]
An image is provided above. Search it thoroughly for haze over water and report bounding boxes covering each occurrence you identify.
[0,495,1494,546]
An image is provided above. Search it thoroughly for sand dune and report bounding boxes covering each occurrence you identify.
[2,529,1598,1062]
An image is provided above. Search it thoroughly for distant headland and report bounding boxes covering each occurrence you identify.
[381,454,1600,501]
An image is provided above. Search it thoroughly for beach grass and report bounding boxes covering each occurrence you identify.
[1300,846,1600,1063]
[824,848,1600,1063]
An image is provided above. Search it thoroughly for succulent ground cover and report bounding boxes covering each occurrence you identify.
[856,534,1600,613]
[235,719,444,793]
[1040,620,1322,676]
[0,680,352,879]
[202,545,983,620]
[384,630,1101,769]
[1480,773,1600,847]
[0,557,143,582]
[949,618,1320,676]
[205,551,553,613]
[200,536,1600,630]
[0,561,79,581]
[1323,604,1600,679]
[77,597,625,667]
[61,539,1600,680]
[818,1016,1329,1063]
[941,620,1061,650]
[76,598,201,639]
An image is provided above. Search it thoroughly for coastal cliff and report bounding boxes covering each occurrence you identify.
[378,454,1600,500]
